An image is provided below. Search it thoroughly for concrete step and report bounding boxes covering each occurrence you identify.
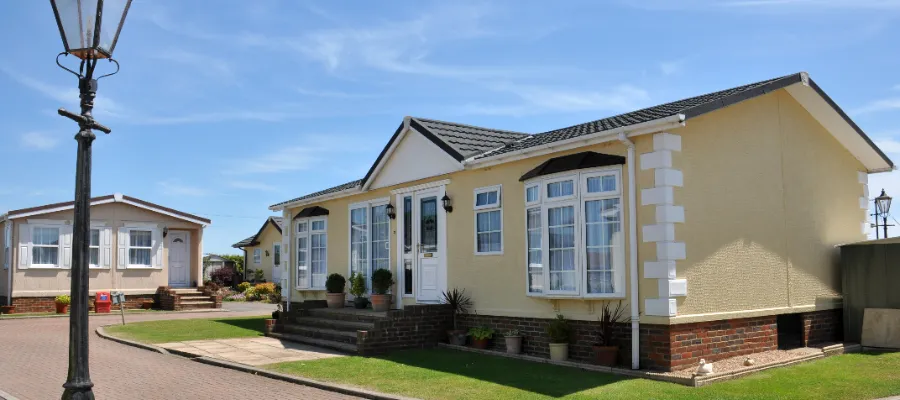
[179,295,212,301]
[268,332,358,354]
[294,317,375,332]
[281,324,359,344]
[306,308,388,323]
[172,289,204,294]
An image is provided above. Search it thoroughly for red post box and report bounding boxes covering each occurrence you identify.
[94,291,111,313]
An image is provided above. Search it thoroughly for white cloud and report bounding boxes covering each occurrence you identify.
[20,132,60,150]
[296,87,380,99]
[157,181,208,197]
[0,67,126,119]
[627,0,900,10]
[228,135,377,175]
[659,60,686,76]
[227,181,278,191]
[851,98,900,115]
[150,49,236,81]
[875,138,900,154]
[893,84,900,91]
[460,83,651,116]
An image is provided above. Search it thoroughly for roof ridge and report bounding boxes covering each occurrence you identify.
[411,116,531,136]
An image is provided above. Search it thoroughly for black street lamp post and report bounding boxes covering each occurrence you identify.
[874,189,893,239]
[49,1,131,399]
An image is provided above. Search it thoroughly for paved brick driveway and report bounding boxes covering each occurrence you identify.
[0,311,359,400]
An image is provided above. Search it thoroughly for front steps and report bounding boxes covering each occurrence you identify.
[274,308,387,354]
[157,287,220,310]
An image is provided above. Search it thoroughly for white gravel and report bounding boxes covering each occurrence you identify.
[663,347,822,378]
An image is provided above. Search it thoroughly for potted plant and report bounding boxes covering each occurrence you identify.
[468,326,494,349]
[325,273,347,309]
[593,301,631,366]
[370,268,394,312]
[546,314,571,361]
[141,300,153,310]
[441,288,473,346]
[504,329,523,354]
[55,295,71,314]
[350,273,368,309]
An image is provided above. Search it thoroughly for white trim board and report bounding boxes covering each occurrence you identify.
[7,194,209,226]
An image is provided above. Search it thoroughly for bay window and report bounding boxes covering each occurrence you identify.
[349,199,391,293]
[525,167,625,298]
[474,185,502,255]
[296,218,327,289]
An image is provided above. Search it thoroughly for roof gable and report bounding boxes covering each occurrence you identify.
[232,216,282,248]
[367,124,464,190]
[4,193,211,225]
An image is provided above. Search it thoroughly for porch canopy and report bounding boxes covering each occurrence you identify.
[519,151,626,181]
[293,205,330,219]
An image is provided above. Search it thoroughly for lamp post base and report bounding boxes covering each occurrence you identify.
[62,383,95,400]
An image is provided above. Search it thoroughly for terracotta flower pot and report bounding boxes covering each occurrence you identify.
[55,303,69,314]
[326,293,346,309]
[0,305,15,314]
[447,330,467,346]
[549,343,568,362]
[370,294,391,312]
[141,301,153,310]
[592,345,618,366]
[264,318,277,334]
[504,336,522,354]
[471,338,489,349]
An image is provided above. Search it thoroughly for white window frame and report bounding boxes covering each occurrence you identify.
[524,166,625,299]
[525,183,541,206]
[89,228,101,269]
[31,225,62,268]
[473,185,503,255]
[348,198,391,294]
[253,248,261,265]
[3,223,10,270]
[296,216,328,290]
[127,229,154,268]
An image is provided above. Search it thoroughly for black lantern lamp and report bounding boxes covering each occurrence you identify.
[50,1,132,399]
[385,203,396,220]
[441,193,453,213]
[874,189,893,239]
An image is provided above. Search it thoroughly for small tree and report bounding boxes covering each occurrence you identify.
[349,273,367,298]
[547,314,572,344]
[441,288,472,331]
[371,269,393,295]
[221,254,245,275]
[326,273,346,294]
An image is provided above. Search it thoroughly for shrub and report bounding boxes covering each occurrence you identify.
[268,291,283,304]
[253,269,265,282]
[468,326,494,340]
[371,268,393,295]
[597,301,630,347]
[203,281,221,293]
[547,314,571,344]
[349,273,366,297]
[253,283,276,297]
[441,288,472,330]
[244,287,258,301]
[237,282,252,293]
[504,329,520,337]
[55,295,71,305]
[326,273,346,294]
[224,293,246,302]
[210,267,235,286]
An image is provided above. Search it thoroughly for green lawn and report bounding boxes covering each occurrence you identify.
[104,316,266,343]
[266,348,900,400]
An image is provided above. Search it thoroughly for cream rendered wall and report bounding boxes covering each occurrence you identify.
[673,89,865,322]
[288,137,648,321]
[9,203,203,296]
[245,223,282,283]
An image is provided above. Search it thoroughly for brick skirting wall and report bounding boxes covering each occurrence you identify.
[357,304,454,356]
[459,310,841,371]
[802,309,842,346]
[9,294,155,313]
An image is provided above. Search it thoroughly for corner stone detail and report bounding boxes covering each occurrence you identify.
[641,132,686,317]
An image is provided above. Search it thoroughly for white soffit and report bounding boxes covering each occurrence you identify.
[368,127,463,190]
[785,82,893,173]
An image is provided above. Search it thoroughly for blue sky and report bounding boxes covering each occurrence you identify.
[2,0,900,254]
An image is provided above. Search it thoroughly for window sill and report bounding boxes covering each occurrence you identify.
[124,266,163,270]
[475,251,504,256]
[295,287,326,292]
[25,266,63,270]
[526,293,627,300]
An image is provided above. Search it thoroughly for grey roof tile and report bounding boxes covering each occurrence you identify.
[270,179,362,208]
[411,117,530,159]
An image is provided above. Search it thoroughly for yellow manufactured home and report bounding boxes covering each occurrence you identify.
[268,72,893,370]
[232,216,284,283]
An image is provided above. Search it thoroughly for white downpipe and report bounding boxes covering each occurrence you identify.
[618,132,640,370]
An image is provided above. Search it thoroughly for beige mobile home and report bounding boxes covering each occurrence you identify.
[0,193,212,312]
[268,72,893,370]
[232,216,284,283]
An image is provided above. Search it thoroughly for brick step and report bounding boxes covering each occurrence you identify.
[268,332,358,354]
[171,289,204,294]
[179,295,212,301]
[293,317,375,332]
[281,324,359,344]
[306,308,388,323]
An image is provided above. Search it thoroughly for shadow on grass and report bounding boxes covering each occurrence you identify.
[212,316,266,336]
[374,348,635,398]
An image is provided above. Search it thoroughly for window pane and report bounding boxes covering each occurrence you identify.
[547,180,574,198]
[311,232,327,287]
[297,222,308,233]
[526,186,539,203]
[420,197,438,253]
[548,205,576,291]
[587,175,617,193]
[585,199,621,294]
[130,230,151,247]
[90,248,99,266]
[403,196,412,254]
[476,210,501,253]
[476,192,489,206]
[311,221,325,231]
[90,229,100,247]
[33,246,59,265]
[273,244,281,265]
[129,248,152,265]
[403,259,413,295]
[350,208,368,281]
[371,205,390,272]
[297,237,308,286]
[33,227,60,246]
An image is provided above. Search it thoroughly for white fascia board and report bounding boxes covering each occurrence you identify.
[269,187,362,212]
[463,115,686,169]
[361,119,410,191]
[7,198,116,220]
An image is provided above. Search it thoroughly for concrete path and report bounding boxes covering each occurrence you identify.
[159,337,345,366]
[0,309,359,399]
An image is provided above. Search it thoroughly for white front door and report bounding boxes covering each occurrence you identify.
[415,189,443,302]
[167,232,190,287]
[272,243,282,283]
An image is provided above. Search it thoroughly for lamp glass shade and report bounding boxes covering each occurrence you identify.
[385,203,396,219]
[441,194,452,211]
[51,0,132,59]
[875,190,892,215]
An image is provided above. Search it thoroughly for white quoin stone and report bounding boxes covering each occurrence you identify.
[862,221,869,234]
[653,132,682,152]
[658,279,688,297]
[863,184,869,199]
[644,260,677,279]
[655,168,684,187]
[642,223,676,243]
[858,171,868,184]
[860,197,868,209]
[656,205,685,223]
[645,298,677,317]
[641,186,674,206]
[640,150,673,171]
[657,241,686,260]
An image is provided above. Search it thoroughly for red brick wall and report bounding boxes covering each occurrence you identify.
[11,294,155,313]
[802,309,842,346]
[643,316,778,370]
[358,304,454,356]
